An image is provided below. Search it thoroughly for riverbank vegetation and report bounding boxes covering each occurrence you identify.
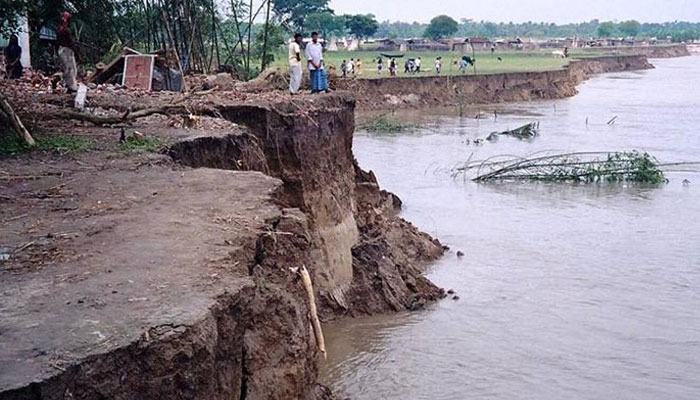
[357,114,421,133]
[454,151,672,184]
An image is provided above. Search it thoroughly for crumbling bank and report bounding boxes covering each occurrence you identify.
[337,55,655,110]
[0,93,443,400]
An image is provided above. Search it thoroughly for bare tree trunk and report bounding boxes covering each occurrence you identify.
[261,0,271,72]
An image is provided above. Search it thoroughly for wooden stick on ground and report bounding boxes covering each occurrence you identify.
[0,93,36,146]
[300,265,327,360]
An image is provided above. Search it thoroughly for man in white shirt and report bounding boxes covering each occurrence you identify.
[305,32,330,93]
[415,57,422,73]
[288,33,303,94]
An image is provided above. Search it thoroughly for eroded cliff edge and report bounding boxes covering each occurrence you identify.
[0,93,444,400]
[336,55,655,110]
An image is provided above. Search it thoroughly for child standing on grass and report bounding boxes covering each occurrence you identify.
[435,57,442,74]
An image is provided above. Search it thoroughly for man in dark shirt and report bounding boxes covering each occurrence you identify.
[4,35,23,79]
[57,11,78,92]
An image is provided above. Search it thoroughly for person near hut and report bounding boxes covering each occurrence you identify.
[348,58,355,75]
[305,32,330,93]
[288,33,303,94]
[356,59,363,75]
[415,57,422,73]
[57,11,79,92]
[376,57,383,75]
[3,35,23,79]
[435,57,442,74]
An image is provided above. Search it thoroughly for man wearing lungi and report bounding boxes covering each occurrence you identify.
[305,32,330,94]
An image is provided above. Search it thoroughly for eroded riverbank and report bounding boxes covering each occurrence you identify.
[0,92,443,399]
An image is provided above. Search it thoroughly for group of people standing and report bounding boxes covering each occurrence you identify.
[2,11,79,93]
[340,58,362,78]
[288,31,331,95]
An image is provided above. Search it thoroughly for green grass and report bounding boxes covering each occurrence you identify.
[272,49,585,78]
[117,136,163,153]
[358,115,421,133]
[1,134,94,156]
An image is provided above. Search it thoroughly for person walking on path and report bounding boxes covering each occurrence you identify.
[3,35,23,79]
[305,32,330,93]
[57,11,79,92]
[435,57,442,74]
[376,57,383,75]
[415,57,422,73]
[356,58,363,75]
[288,33,303,94]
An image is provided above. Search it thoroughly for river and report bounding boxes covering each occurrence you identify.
[322,56,700,400]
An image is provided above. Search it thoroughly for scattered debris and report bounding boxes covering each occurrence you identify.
[456,251,465,257]
[607,115,619,125]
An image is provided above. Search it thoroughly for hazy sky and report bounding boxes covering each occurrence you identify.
[329,0,700,24]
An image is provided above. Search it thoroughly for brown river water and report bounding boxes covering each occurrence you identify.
[321,57,700,399]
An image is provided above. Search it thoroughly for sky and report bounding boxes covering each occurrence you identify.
[329,0,700,24]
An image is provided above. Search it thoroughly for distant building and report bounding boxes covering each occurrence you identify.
[452,37,492,52]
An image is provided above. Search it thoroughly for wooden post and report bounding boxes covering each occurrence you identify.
[0,93,36,146]
[161,7,187,92]
[260,0,271,72]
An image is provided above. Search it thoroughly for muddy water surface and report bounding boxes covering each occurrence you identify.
[322,57,700,399]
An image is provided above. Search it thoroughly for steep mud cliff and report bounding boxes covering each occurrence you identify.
[580,43,689,58]
[169,93,446,318]
[336,55,654,110]
[1,93,444,399]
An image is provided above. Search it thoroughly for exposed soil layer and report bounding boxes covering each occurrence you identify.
[1,91,444,399]
[579,44,690,59]
[336,55,655,111]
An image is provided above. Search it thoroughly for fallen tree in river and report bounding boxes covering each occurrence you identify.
[453,151,700,184]
[486,122,540,141]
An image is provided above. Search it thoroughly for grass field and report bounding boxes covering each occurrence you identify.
[271,49,598,78]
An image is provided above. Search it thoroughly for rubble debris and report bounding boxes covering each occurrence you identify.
[88,47,183,92]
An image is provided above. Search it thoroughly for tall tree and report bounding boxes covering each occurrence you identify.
[597,21,617,37]
[424,15,458,40]
[306,12,345,43]
[619,20,641,37]
[344,14,378,41]
[272,0,329,31]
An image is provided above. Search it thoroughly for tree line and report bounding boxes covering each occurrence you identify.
[0,0,379,78]
[377,18,700,42]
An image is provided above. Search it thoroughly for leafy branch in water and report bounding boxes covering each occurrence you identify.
[453,151,677,184]
[358,115,421,134]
